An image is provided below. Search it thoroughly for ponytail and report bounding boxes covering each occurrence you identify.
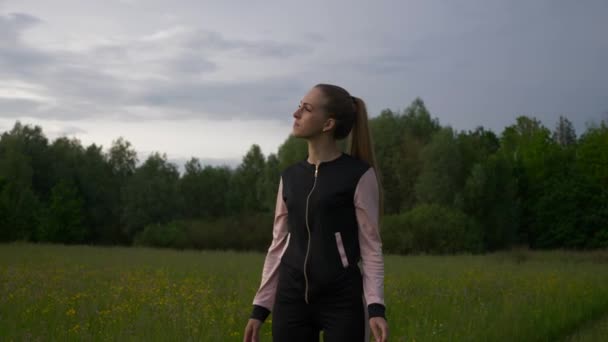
[313,84,384,216]
[348,97,375,168]
[348,97,384,216]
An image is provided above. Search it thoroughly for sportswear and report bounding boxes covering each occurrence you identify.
[250,152,386,322]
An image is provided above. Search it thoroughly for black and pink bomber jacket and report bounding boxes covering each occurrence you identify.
[250,152,386,322]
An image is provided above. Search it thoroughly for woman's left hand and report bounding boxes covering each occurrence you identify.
[369,317,389,342]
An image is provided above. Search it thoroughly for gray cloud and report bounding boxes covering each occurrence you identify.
[170,51,218,74]
[0,13,54,73]
[136,76,306,120]
[338,52,424,76]
[56,125,87,136]
[0,12,312,122]
[0,12,40,38]
[185,30,308,58]
[330,1,608,135]
[1,0,607,139]
[0,98,42,115]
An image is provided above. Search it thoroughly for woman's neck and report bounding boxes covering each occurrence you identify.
[306,136,342,166]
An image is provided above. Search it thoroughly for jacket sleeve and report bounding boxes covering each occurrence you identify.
[250,177,290,322]
[354,167,386,319]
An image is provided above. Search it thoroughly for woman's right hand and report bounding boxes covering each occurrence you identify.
[243,318,263,342]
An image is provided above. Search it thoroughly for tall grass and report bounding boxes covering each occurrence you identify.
[1,243,608,341]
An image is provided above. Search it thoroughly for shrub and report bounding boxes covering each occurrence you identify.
[382,204,483,254]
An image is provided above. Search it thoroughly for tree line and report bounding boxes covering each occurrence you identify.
[1,98,606,253]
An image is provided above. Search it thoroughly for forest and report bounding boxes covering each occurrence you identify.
[1,98,606,254]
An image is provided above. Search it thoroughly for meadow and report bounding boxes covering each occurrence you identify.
[1,243,608,341]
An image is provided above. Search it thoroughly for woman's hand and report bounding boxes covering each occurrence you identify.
[243,318,263,342]
[370,317,389,342]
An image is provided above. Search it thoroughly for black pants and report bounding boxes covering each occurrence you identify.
[272,262,365,342]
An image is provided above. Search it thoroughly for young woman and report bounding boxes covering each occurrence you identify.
[243,84,389,342]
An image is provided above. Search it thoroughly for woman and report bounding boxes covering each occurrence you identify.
[243,84,389,342]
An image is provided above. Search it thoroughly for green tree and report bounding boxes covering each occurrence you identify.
[572,121,608,247]
[277,135,307,171]
[461,154,518,250]
[179,158,231,219]
[415,127,463,206]
[109,137,138,180]
[456,126,500,189]
[498,116,556,246]
[2,122,52,200]
[552,116,577,147]
[228,145,267,213]
[0,134,41,241]
[370,109,406,214]
[576,121,608,186]
[79,144,119,243]
[260,153,281,212]
[108,137,138,239]
[37,181,86,243]
[396,98,441,212]
[180,158,204,219]
[121,152,180,239]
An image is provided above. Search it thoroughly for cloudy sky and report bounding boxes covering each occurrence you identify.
[1,0,607,169]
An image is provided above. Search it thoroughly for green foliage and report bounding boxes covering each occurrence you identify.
[1,122,52,200]
[382,204,483,254]
[179,158,232,219]
[260,153,280,212]
[78,144,120,243]
[576,122,608,186]
[121,152,180,239]
[108,137,138,180]
[370,109,409,214]
[369,100,441,214]
[456,126,500,190]
[460,154,519,250]
[133,213,274,251]
[0,104,607,253]
[0,132,41,241]
[570,122,608,248]
[0,182,41,242]
[228,144,267,213]
[277,135,307,171]
[133,221,188,248]
[553,116,577,146]
[415,127,463,206]
[498,116,558,246]
[37,181,86,243]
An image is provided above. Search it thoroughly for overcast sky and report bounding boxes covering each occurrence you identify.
[1,0,607,169]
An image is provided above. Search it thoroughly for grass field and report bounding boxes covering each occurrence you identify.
[565,314,608,342]
[1,243,608,341]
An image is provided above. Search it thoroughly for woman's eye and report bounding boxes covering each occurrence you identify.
[298,103,312,112]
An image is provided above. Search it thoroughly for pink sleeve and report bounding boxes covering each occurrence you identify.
[354,168,385,307]
[252,177,290,311]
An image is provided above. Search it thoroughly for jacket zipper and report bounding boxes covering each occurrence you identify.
[304,164,318,304]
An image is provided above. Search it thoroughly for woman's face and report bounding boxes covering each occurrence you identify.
[292,87,333,139]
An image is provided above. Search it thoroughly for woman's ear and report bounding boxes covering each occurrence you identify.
[322,117,336,133]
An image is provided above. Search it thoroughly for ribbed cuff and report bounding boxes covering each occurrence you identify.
[368,303,386,319]
[250,305,271,322]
